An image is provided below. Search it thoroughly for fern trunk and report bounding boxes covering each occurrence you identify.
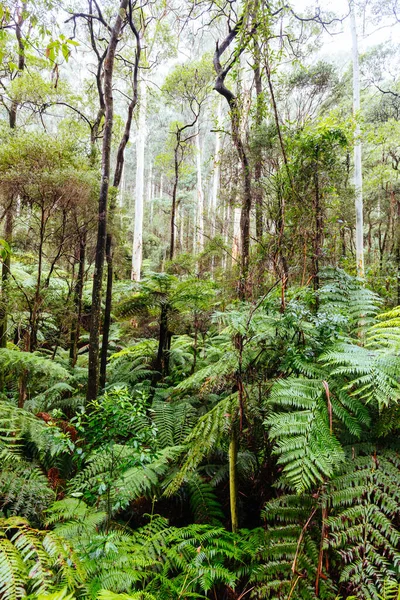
[229,430,239,533]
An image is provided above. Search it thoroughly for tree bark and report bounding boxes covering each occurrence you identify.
[87,0,129,404]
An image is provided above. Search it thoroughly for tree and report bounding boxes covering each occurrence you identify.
[350,0,365,278]
[162,57,213,261]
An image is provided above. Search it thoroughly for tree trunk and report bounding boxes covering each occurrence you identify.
[254,40,263,241]
[155,301,169,378]
[229,430,239,533]
[99,19,141,389]
[170,138,180,261]
[211,99,222,232]
[87,0,128,404]
[195,121,204,252]
[0,208,13,348]
[313,156,321,294]
[0,11,26,349]
[69,230,86,367]
[350,0,364,278]
[214,29,252,299]
[131,79,147,281]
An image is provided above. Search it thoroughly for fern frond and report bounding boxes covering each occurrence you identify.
[266,378,345,492]
[165,394,239,495]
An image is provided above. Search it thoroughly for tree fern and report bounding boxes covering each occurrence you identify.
[0,516,85,600]
[186,474,224,524]
[323,343,400,408]
[266,378,346,492]
[0,350,71,406]
[254,493,336,599]
[368,306,400,350]
[324,450,400,599]
[318,267,382,332]
[152,399,197,448]
[165,393,239,494]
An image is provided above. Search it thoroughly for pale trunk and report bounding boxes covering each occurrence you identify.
[232,206,241,261]
[179,206,184,251]
[195,122,204,252]
[350,0,364,278]
[131,79,147,281]
[147,162,152,203]
[211,99,222,232]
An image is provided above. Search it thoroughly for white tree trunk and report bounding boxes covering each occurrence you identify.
[222,203,231,270]
[195,121,204,252]
[131,79,147,281]
[179,205,184,251]
[350,0,364,278]
[147,161,152,203]
[211,99,222,231]
[232,207,241,261]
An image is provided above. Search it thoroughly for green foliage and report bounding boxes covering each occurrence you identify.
[324,451,400,599]
[266,378,346,492]
[0,516,85,600]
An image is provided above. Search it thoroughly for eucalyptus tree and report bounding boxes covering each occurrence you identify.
[162,56,214,261]
[350,0,365,278]
[66,0,145,402]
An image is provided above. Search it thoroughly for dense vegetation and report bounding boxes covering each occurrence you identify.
[1,0,400,598]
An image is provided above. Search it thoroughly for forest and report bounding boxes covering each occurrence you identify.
[1,0,400,598]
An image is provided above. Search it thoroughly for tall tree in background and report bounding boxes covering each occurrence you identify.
[131,78,147,281]
[350,0,365,278]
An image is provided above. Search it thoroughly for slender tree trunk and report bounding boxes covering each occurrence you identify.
[69,230,86,367]
[195,122,204,253]
[100,46,141,388]
[265,57,289,287]
[211,99,222,232]
[313,156,321,294]
[131,79,147,281]
[0,208,13,348]
[87,0,128,404]
[350,0,364,278]
[170,139,180,261]
[0,11,26,350]
[155,302,169,378]
[30,207,46,352]
[254,40,263,241]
